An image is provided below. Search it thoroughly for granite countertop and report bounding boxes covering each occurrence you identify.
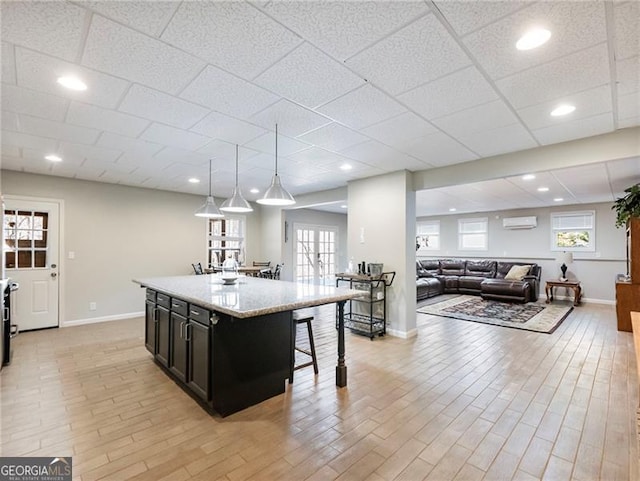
[133,275,364,318]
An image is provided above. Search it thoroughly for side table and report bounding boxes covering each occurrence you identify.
[545,280,582,306]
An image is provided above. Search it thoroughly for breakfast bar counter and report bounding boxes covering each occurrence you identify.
[133,275,362,416]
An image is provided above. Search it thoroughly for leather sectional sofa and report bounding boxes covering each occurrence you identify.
[417,259,541,303]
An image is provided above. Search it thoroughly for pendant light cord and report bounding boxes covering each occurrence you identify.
[208,159,212,196]
[235,145,239,186]
[275,123,278,176]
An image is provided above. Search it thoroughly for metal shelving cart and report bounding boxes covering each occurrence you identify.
[335,272,395,339]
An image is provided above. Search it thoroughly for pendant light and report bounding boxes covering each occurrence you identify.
[257,124,295,206]
[221,144,253,213]
[195,159,224,218]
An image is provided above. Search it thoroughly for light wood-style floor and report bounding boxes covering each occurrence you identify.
[1,302,637,481]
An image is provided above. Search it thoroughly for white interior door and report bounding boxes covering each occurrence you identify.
[294,224,337,285]
[4,198,60,331]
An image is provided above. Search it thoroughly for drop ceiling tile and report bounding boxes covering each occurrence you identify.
[346,14,471,95]
[152,147,210,167]
[517,85,612,131]
[196,140,260,162]
[1,84,68,122]
[2,43,16,84]
[140,123,211,151]
[58,141,122,164]
[398,66,498,119]
[1,1,86,61]
[1,131,58,152]
[84,159,134,176]
[96,132,164,157]
[614,2,640,61]
[67,102,149,137]
[17,114,100,145]
[82,1,179,37]
[286,147,351,167]
[496,44,611,109]
[0,155,25,172]
[15,48,130,109]
[434,1,531,36]
[118,84,209,129]
[456,123,538,157]
[244,132,311,156]
[53,162,106,180]
[532,112,614,145]
[617,56,640,96]
[82,15,204,94]
[608,157,640,193]
[263,1,429,60]
[618,92,640,124]
[316,85,406,129]
[1,144,20,158]
[551,163,610,198]
[191,112,267,145]
[250,99,332,137]
[254,43,364,109]
[340,140,432,171]
[298,123,369,152]
[2,111,19,131]
[433,100,520,137]
[361,112,438,148]
[401,132,478,167]
[118,151,173,171]
[161,1,302,79]
[180,65,280,119]
[463,2,606,80]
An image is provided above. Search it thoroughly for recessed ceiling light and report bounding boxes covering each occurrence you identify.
[250,188,260,194]
[449,208,457,212]
[553,197,564,202]
[340,205,347,209]
[550,104,576,117]
[188,178,200,184]
[537,187,549,192]
[516,28,551,51]
[340,163,352,171]
[522,174,536,181]
[45,154,62,162]
[56,76,87,91]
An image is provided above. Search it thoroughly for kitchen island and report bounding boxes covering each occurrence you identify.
[133,274,362,416]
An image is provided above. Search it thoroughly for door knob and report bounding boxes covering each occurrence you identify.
[51,272,57,278]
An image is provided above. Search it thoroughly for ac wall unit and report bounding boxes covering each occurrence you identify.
[502,216,537,229]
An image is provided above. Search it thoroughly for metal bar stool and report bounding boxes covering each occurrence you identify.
[289,311,318,383]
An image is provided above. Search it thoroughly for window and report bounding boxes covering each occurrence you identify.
[416,220,440,251]
[208,216,246,267]
[458,217,488,251]
[551,211,595,252]
[3,210,49,269]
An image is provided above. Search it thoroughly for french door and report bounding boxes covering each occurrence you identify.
[3,197,60,331]
[294,224,337,285]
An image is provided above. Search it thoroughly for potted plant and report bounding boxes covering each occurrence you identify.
[612,183,640,228]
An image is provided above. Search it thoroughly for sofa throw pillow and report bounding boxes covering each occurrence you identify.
[504,265,531,281]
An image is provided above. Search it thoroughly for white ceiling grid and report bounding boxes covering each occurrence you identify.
[0,0,637,216]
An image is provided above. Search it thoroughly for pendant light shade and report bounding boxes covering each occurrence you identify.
[221,145,253,213]
[195,159,224,218]
[257,124,295,206]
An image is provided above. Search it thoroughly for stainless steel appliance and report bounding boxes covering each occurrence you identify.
[2,279,19,368]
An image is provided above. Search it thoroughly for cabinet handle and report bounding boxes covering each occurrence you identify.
[153,307,159,322]
[172,303,180,309]
[180,321,186,339]
[185,323,192,341]
[190,309,200,317]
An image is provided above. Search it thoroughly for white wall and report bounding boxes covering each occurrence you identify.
[1,171,262,324]
[417,202,626,302]
[283,208,348,281]
[348,171,416,337]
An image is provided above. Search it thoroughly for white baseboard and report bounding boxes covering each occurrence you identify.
[550,295,615,306]
[386,327,418,339]
[63,311,144,327]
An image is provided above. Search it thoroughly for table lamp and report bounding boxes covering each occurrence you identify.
[557,251,573,281]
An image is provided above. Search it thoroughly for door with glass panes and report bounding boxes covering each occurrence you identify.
[294,224,337,285]
[4,198,60,330]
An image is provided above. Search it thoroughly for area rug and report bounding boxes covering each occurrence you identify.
[417,295,573,333]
